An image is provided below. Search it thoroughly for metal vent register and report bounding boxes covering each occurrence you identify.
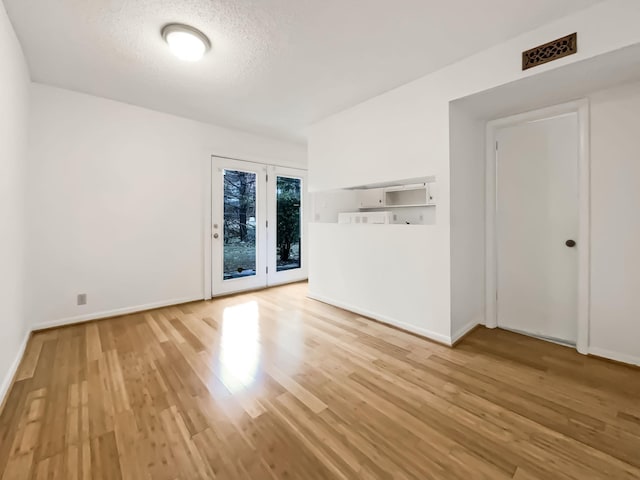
[522,33,577,70]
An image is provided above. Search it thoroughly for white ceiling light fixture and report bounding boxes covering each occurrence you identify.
[161,23,211,62]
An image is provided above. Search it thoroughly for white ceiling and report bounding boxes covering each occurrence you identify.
[5,0,602,142]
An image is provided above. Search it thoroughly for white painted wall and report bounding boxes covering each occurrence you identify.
[0,3,30,400]
[309,0,640,192]
[308,224,452,343]
[310,190,359,224]
[449,105,485,341]
[589,81,640,365]
[27,84,306,329]
[308,0,640,346]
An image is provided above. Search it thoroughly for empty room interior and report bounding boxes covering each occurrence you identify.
[1,0,640,478]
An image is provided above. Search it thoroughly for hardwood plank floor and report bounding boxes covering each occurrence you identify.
[1,282,639,479]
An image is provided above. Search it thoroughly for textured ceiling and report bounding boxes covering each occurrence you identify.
[5,0,602,142]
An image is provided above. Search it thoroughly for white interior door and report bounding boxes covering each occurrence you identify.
[496,113,579,344]
[212,158,267,296]
[266,166,308,285]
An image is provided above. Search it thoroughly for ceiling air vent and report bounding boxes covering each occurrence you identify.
[522,33,577,71]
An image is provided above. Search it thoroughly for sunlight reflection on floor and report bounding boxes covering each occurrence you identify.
[218,301,261,393]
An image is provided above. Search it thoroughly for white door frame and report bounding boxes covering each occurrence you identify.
[485,99,590,354]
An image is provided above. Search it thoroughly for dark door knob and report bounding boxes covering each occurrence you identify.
[565,239,576,247]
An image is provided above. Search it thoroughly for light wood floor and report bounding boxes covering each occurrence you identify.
[1,282,639,479]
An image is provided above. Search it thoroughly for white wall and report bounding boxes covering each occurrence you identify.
[0,3,30,399]
[449,105,485,341]
[308,224,452,343]
[27,84,306,329]
[309,0,640,193]
[589,81,640,364]
[307,0,640,346]
[310,190,359,224]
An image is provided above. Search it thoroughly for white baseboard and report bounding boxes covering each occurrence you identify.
[451,320,480,344]
[588,346,640,367]
[32,296,203,331]
[307,291,452,346]
[0,331,30,411]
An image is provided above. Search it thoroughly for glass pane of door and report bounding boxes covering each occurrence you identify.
[223,169,257,280]
[276,176,301,272]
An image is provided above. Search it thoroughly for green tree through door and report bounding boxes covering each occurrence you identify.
[276,177,301,271]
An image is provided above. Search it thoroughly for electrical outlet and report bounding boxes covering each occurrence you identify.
[77,293,87,306]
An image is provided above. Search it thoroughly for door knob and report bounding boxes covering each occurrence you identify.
[213,233,219,239]
[565,239,576,247]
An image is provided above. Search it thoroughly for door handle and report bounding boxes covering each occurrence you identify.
[565,239,576,247]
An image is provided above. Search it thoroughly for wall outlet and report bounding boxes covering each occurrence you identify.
[77,293,87,306]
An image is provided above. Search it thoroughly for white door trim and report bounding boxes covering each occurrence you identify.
[485,99,590,354]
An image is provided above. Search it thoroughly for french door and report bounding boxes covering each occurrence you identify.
[211,157,307,296]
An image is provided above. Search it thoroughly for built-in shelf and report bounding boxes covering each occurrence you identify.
[357,182,436,209]
[383,203,434,208]
[311,176,437,225]
[343,175,436,190]
[383,183,434,208]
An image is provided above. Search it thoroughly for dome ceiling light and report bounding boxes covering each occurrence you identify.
[161,23,211,62]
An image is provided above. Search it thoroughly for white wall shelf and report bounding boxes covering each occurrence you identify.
[311,177,437,225]
[382,203,434,208]
[360,182,436,209]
